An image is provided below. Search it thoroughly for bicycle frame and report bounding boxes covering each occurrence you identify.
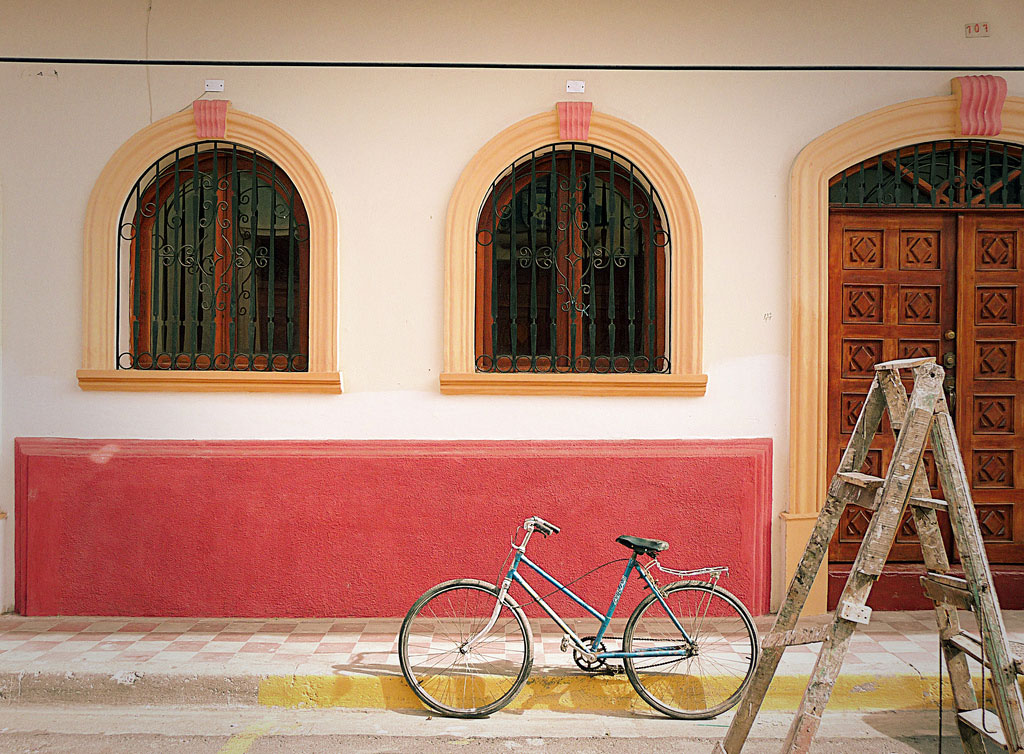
[466,546,694,661]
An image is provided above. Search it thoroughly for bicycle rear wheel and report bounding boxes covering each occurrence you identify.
[623,580,758,719]
[398,578,533,717]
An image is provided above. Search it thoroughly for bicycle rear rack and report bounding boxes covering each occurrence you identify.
[654,562,729,580]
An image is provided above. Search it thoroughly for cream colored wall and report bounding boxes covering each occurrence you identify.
[2,0,1024,611]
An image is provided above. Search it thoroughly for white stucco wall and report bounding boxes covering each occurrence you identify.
[2,0,1024,611]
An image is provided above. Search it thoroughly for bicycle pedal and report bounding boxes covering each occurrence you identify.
[560,635,570,652]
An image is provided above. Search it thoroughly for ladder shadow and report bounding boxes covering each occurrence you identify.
[860,709,975,753]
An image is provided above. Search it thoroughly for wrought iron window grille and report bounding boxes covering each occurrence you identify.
[475,143,671,374]
[117,141,310,371]
[830,139,1024,209]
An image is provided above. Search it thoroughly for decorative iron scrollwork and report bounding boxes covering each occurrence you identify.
[830,139,1024,209]
[117,141,310,371]
[476,143,671,374]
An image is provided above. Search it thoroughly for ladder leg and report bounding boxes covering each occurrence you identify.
[930,405,1024,751]
[782,621,857,751]
[716,488,845,754]
[780,364,944,752]
[912,505,987,754]
[716,379,889,754]
[779,545,899,751]
[887,373,987,753]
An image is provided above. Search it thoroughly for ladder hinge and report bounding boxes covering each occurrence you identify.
[839,602,872,625]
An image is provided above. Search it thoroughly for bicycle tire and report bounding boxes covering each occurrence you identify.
[398,578,533,717]
[622,580,759,719]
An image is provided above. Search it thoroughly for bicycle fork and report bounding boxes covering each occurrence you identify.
[460,552,524,655]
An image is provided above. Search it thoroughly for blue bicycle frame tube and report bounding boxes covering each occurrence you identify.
[597,560,695,659]
[506,553,598,652]
[514,554,606,621]
[504,552,694,659]
[592,557,636,647]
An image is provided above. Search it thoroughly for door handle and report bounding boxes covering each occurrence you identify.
[943,352,956,368]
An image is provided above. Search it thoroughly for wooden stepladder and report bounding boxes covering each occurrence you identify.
[715,358,1024,754]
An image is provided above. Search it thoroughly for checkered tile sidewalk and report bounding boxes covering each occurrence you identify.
[0,611,1020,678]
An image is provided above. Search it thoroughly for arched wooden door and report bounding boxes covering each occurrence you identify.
[828,139,1024,567]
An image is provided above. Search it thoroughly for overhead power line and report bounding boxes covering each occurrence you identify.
[2,57,1023,72]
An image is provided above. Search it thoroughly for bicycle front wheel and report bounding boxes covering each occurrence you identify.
[623,580,758,719]
[398,578,533,717]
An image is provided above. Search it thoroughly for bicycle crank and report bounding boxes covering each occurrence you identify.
[573,636,622,674]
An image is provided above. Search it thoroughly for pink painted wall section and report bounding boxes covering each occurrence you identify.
[15,439,772,618]
[192,99,229,138]
[556,101,594,141]
[952,75,1008,136]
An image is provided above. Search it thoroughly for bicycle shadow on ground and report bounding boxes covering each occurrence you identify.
[329,653,403,676]
[327,656,712,720]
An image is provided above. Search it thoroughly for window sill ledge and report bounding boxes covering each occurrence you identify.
[77,369,343,393]
[439,372,707,396]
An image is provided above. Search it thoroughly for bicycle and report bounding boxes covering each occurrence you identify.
[398,515,759,719]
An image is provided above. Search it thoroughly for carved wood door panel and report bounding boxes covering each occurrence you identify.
[827,211,956,562]
[958,214,1024,563]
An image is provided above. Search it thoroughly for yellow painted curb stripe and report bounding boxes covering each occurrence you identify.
[258,674,1024,712]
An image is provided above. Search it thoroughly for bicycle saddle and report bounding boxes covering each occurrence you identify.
[616,535,669,556]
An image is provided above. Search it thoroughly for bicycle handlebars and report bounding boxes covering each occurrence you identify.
[525,516,560,536]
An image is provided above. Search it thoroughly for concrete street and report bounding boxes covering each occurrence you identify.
[0,705,964,753]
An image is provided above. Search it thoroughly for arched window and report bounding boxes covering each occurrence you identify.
[78,105,340,392]
[442,107,705,395]
[119,142,309,372]
[475,144,669,374]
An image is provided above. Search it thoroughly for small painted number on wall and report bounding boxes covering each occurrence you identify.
[965,22,990,38]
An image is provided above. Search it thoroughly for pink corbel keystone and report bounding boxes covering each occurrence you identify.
[952,76,1007,137]
[557,101,594,141]
[193,99,229,138]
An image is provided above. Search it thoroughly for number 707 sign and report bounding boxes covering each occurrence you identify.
[965,22,991,38]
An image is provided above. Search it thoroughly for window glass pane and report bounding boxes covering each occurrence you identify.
[476,143,670,374]
[117,142,309,371]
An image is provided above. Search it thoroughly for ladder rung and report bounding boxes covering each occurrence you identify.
[957,708,1009,749]
[874,357,937,371]
[1014,641,1024,669]
[910,496,949,512]
[947,631,1024,675]
[837,471,884,489]
[761,624,830,649]
[836,472,884,510]
[921,572,974,610]
[929,572,970,589]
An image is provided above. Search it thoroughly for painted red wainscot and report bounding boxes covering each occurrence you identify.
[15,439,772,618]
[829,563,1024,611]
